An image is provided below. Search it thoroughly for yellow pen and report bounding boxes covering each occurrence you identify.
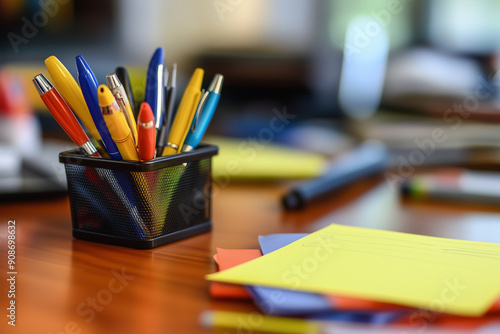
[106,73,138,145]
[97,85,139,161]
[162,68,204,156]
[45,55,108,157]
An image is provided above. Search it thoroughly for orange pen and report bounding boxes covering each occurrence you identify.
[33,74,100,157]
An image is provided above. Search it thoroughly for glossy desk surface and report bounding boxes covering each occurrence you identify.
[2,175,500,333]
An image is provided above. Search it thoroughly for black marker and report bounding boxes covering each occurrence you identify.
[282,141,389,210]
[116,67,137,119]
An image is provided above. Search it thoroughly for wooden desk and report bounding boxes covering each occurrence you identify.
[2,176,500,333]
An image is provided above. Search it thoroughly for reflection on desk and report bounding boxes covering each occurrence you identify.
[2,175,500,333]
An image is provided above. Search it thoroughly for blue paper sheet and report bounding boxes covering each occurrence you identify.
[246,285,331,315]
[257,233,308,254]
[308,310,403,325]
[251,233,405,324]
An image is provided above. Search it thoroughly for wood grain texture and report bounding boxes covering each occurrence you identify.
[2,176,500,333]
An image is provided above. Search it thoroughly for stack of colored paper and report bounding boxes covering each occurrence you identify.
[206,224,500,331]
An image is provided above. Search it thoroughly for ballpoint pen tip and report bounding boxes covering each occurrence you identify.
[208,74,223,93]
[32,73,52,95]
[106,73,121,89]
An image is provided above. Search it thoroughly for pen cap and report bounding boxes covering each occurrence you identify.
[138,102,156,161]
[33,73,53,94]
[106,73,121,90]
[98,85,117,108]
[208,74,224,94]
[187,68,204,90]
[76,55,97,83]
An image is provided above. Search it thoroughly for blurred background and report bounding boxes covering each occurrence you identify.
[2,0,500,198]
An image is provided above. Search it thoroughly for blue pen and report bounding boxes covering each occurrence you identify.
[76,55,122,160]
[182,74,223,152]
[144,47,165,131]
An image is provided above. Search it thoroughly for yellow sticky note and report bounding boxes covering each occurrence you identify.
[206,224,500,316]
[208,136,326,180]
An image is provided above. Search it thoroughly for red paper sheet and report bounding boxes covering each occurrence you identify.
[209,248,262,299]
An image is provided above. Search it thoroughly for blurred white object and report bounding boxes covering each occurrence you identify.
[338,16,389,120]
[0,144,21,177]
[0,113,41,158]
[427,0,500,54]
[383,47,482,100]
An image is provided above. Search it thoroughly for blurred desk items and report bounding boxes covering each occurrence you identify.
[402,168,500,205]
[382,48,500,122]
[0,68,66,200]
[349,111,500,168]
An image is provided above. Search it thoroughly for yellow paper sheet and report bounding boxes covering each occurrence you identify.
[206,224,500,316]
[208,136,326,180]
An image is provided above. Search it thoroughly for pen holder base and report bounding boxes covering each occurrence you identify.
[59,144,218,249]
[72,222,212,249]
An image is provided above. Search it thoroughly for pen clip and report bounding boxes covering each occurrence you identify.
[191,89,209,132]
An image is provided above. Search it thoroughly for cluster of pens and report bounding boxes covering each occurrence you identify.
[32,47,223,162]
[33,48,222,245]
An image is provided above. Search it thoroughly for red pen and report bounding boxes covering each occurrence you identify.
[137,102,156,161]
[33,74,100,157]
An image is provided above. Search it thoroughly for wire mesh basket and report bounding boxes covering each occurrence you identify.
[59,144,218,249]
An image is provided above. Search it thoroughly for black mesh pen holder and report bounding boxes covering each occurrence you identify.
[59,144,218,249]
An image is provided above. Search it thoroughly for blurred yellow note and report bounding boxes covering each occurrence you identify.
[208,136,326,180]
[207,224,500,316]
